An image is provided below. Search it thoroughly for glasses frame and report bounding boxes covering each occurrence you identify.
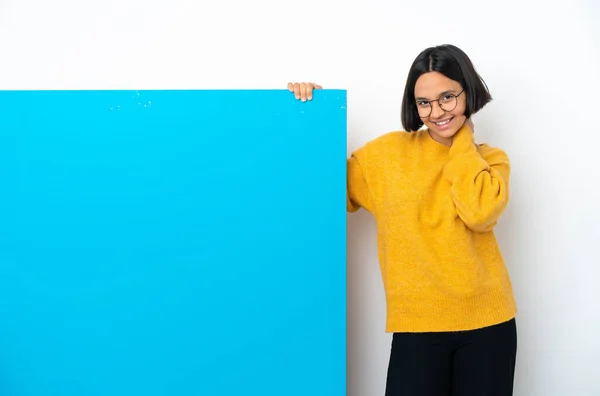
[416,89,465,118]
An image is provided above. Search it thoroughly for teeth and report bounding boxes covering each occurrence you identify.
[435,119,451,125]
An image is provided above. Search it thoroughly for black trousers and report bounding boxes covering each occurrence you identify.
[385,318,517,396]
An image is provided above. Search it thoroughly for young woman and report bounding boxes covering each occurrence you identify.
[288,44,518,396]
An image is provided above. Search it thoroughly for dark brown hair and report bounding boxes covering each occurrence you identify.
[401,44,492,131]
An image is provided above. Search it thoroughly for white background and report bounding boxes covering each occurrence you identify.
[1,0,599,394]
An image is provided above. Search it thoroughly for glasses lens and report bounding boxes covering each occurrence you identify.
[439,95,457,112]
[417,103,432,117]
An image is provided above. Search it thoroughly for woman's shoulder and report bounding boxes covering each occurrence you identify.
[476,142,510,163]
[371,129,417,144]
[354,130,418,157]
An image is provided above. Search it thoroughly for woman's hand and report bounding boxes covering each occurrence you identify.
[465,118,474,133]
[287,82,322,102]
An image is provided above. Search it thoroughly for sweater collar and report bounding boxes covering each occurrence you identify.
[420,128,451,155]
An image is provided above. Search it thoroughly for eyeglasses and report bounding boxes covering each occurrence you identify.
[415,89,464,118]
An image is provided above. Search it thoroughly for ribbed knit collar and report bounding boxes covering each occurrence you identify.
[419,128,451,156]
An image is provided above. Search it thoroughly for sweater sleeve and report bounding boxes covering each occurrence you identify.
[347,152,373,213]
[442,125,510,233]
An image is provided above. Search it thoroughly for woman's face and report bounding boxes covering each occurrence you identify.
[414,71,467,146]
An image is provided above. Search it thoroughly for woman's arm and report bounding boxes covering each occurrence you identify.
[443,123,510,233]
[347,154,373,213]
[287,81,373,213]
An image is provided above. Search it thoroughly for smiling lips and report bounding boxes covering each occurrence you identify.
[433,117,454,129]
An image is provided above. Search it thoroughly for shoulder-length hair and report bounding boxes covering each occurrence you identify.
[401,44,492,132]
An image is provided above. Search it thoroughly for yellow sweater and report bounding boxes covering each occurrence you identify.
[347,124,517,333]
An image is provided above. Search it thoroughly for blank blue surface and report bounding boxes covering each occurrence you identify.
[0,90,347,396]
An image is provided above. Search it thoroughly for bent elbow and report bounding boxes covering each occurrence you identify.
[460,215,498,233]
[457,201,507,233]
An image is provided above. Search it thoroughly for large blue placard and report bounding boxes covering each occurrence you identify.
[0,90,347,396]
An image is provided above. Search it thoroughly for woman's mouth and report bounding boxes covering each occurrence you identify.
[433,117,454,130]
